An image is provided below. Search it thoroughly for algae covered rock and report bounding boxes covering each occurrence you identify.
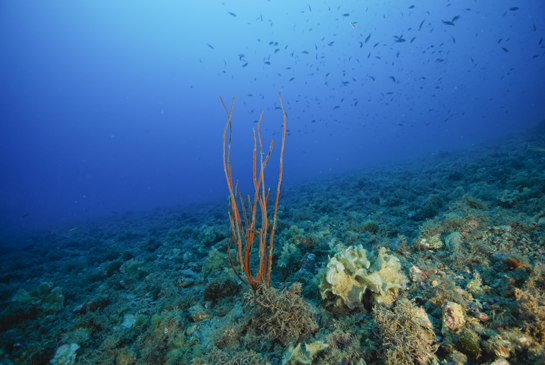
[198,224,226,246]
[42,286,64,313]
[317,245,408,310]
[203,278,240,301]
[50,343,79,365]
[120,258,142,275]
[202,248,225,277]
[282,340,328,365]
[458,330,481,358]
[419,234,443,249]
[278,243,302,268]
[442,302,465,334]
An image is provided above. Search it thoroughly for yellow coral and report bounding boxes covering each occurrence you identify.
[318,246,407,309]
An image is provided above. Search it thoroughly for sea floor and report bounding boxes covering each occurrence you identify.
[1,129,544,365]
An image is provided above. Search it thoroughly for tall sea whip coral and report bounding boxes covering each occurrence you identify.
[220,92,287,291]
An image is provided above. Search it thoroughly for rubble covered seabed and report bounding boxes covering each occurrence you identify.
[1,131,545,365]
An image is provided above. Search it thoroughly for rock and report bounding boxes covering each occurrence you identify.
[410,265,427,282]
[282,340,328,365]
[203,279,240,301]
[490,360,509,365]
[188,304,212,322]
[442,302,465,334]
[50,344,79,365]
[458,330,480,358]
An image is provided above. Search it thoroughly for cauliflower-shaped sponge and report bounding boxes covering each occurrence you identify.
[317,245,408,309]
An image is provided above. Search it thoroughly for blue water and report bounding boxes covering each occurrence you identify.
[1,0,544,236]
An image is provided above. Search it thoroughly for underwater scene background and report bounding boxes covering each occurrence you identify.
[1,0,545,364]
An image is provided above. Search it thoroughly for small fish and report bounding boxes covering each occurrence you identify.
[289,77,295,81]
[452,36,456,43]
[264,61,271,65]
[359,41,363,48]
[396,51,400,58]
[436,58,445,62]
[228,12,237,17]
[503,258,522,269]
[22,213,29,218]
[442,20,455,26]
[207,44,214,49]
[302,51,309,54]
[365,33,371,43]
[539,37,543,45]
[373,42,379,47]
[509,7,519,11]
[452,15,460,22]
[333,106,340,109]
[350,22,357,28]
[308,4,312,12]
[238,54,245,60]
[341,81,350,85]
[242,63,248,67]
[410,36,416,43]
[368,76,375,81]
[498,38,502,44]
[69,226,82,231]
[501,47,509,52]
[419,20,425,31]
[342,13,350,16]
[274,48,280,53]
[325,72,330,76]
[409,5,415,9]
[328,41,335,46]
[389,76,396,82]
